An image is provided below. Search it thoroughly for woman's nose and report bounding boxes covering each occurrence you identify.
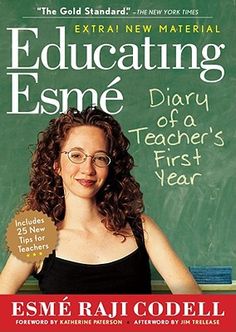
[80,156,96,175]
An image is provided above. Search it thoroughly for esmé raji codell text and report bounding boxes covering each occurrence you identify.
[12,298,225,319]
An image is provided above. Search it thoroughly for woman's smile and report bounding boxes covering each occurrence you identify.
[76,178,97,187]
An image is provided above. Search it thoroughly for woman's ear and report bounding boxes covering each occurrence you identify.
[53,161,61,175]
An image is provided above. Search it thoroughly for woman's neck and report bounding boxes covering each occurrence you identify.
[61,193,103,230]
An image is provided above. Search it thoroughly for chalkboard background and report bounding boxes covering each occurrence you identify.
[0,0,236,281]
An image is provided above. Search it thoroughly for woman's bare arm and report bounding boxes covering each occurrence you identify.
[0,254,34,294]
[143,215,201,294]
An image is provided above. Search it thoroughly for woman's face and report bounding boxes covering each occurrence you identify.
[57,125,109,200]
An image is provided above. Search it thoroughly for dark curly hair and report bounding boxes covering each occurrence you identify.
[25,106,144,238]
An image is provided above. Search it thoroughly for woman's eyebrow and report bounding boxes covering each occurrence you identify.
[69,147,108,154]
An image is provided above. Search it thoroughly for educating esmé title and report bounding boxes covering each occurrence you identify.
[7,26,225,115]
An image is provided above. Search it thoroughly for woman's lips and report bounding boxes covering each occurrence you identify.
[76,179,96,187]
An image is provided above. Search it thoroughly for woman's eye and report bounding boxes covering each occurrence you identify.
[96,156,106,161]
[71,152,84,159]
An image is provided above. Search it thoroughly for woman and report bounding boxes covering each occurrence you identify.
[0,106,201,294]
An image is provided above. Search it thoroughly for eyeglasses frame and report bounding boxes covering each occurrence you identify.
[61,149,111,168]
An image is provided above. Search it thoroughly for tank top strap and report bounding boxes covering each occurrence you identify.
[33,249,56,279]
[129,217,145,247]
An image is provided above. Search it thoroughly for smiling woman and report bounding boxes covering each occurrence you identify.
[56,126,110,200]
[0,106,201,294]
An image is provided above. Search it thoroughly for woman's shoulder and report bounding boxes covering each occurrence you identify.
[141,213,155,224]
[141,213,167,242]
[141,213,161,230]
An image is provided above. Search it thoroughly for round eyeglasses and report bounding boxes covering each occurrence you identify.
[61,149,111,168]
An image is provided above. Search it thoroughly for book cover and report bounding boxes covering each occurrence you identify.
[0,0,236,331]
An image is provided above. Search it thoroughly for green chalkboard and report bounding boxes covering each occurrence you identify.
[0,0,236,281]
